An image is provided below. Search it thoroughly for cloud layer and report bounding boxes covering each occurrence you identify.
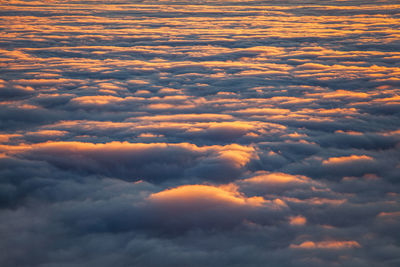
[1,0,400,266]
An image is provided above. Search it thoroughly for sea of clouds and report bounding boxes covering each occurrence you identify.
[1,0,400,266]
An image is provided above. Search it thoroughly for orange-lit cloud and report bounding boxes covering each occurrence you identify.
[289,216,307,226]
[238,172,323,194]
[242,172,311,186]
[149,184,265,209]
[322,155,374,165]
[290,240,361,249]
[1,0,399,265]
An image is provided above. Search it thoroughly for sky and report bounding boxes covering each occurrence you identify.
[0,0,400,266]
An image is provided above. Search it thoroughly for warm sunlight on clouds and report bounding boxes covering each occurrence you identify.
[322,155,374,165]
[1,0,399,266]
[149,184,265,208]
[242,172,310,185]
[289,215,307,226]
[290,240,361,250]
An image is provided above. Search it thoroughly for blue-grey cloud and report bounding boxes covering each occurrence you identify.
[1,0,399,266]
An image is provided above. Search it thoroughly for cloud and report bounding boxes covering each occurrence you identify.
[290,240,361,250]
[0,80,34,99]
[322,155,374,165]
[289,215,307,226]
[238,172,322,195]
[0,0,399,266]
[145,184,281,230]
[3,141,256,183]
[149,184,265,209]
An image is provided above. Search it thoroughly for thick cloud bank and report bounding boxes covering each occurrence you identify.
[1,0,400,266]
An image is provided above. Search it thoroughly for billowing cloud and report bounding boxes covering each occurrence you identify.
[149,184,268,211]
[145,184,280,229]
[0,0,399,266]
[3,141,256,183]
[238,171,323,195]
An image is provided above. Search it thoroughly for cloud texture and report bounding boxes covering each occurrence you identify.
[1,0,400,266]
